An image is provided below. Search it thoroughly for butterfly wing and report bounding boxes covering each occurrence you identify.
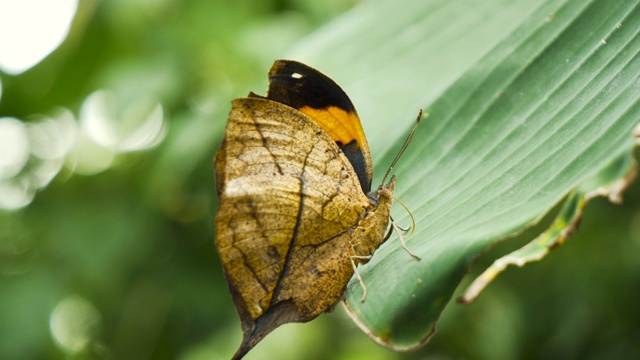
[262,60,374,193]
[215,97,392,359]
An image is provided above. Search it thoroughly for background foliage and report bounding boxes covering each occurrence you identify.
[1,0,639,359]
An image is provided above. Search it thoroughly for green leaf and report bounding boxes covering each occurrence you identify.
[289,0,640,349]
[460,152,636,304]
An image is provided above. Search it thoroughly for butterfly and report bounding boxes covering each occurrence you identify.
[214,60,418,359]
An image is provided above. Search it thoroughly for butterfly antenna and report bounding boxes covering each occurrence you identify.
[381,109,425,185]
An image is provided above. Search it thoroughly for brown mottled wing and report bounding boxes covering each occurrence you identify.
[215,97,372,358]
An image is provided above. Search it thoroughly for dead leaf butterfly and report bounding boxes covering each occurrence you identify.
[214,60,419,359]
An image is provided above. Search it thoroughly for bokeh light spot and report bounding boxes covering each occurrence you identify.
[80,89,166,153]
[65,129,115,176]
[0,111,78,210]
[0,0,78,74]
[0,117,30,180]
[49,295,101,354]
[0,180,34,210]
[27,110,77,161]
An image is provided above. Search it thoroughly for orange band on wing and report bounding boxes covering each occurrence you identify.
[300,106,366,149]
[299,106,373,192]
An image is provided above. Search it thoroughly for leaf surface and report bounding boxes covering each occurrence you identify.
[290,0,640,348]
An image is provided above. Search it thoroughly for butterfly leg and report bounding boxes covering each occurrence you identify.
[394,222,411,233]
[382,225,394,242]
[350,255,372,302]
[391,220,421,260]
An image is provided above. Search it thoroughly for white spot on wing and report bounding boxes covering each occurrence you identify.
[291,72,303,79]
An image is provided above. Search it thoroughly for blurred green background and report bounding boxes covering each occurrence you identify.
[1,1,639,359]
